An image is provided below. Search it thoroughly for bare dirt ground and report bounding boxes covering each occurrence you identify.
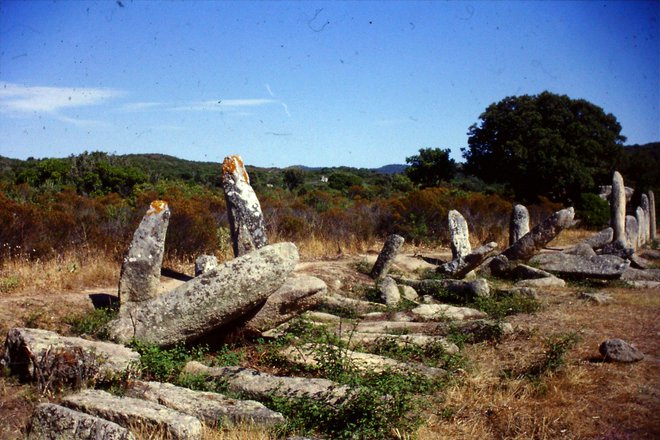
[1,247,659,439]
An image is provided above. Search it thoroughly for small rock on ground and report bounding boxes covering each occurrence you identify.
[599,338,644,363]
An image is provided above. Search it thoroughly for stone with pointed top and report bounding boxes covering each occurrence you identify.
[509,204,530,246]
[610,171,626,247]
[448,210,471,259]
[649,190,656,240]
[370,234,405,279]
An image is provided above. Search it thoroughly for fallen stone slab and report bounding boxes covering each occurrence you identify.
[628,254,651,270]
[194,255,218,276]
[563,243,597,258]
[62,389,202,440]
[302,311,345,323]
[501,207,575,263]
[515,276,566,288]
[280,343,446,378]
[438,242,498,279]
[400,285,419,302]
[354,319,513,339]
[625,280,660,289]
[126,380,284,427]
[342,332,459,355]
[393,277,490,299]
[238,274,327,335]
[410,304,487,321]
[118,200,170,304]
[183,361,351,405]
[2,328,139,383]
[580,227,614,250]
[578,292,613,305]
[621,267,660,282]
[370,234,405,279]
[599,338,644,363]
[108,243,299,346]
[317,292,387,315]
[495,287,538,299]
[26,403,136,440]
[530,253,629,280]
[222,155,268,257]
[510,264,555,280]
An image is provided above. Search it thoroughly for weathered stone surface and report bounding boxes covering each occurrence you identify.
[636,206,646,247]
[222,155,268,257]
[578,292,613,304]
[629,254,650,270]
[280,343,446,378]
[530,253,629,280]
[515,276,566,288]
[194,255,218,276]
[581,227,614,250]
[411,304,487,321]
[564,242,597,258]
[438,242,498,279]
[370,234,405,279]
[183,361,351,405]
[26,403,136,440]
[448,210,472,259]
[2,328,139,382]
[600,241,635,259]
[641,194,651,245]
[625,216,639,250]
[510,204,530,246]
[394,277,490,299]
[496,287,538,299]
[317,292,387,315]
[625,280,660,289]
[240,274,327,334]
[599,338,644,363]
[598,185,634,202]
[400,285,419,302]
[118,200,170,304]
[126,380,284,427]
[510,264,555,279]
[501,207,575,263]
[611,171,627,247]
[354,319,513,338]
[621,267,660,282]
[341,332,459,354]
[649,190,656,240]
[379,276,400,306]
[108,243,299,346]
[62,389,202,440]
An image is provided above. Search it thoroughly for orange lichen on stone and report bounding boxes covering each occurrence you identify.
[148,200,168,215]
[222,155,250,183]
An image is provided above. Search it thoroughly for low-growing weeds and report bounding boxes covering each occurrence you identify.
[65,306,118,339]
[502,332,580,382]
[129,340,208,383]
[471,292,542,319]
[367,337,466,371]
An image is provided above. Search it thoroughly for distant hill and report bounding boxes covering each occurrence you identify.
[374,164,407,174]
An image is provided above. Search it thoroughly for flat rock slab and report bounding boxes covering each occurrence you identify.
[27,403,136,440]
[126,380,284,427]
[342,332,459,355]
[183,361,351,405]
[411,304,487,321]
[530,253,629,280]
[578,292,613,304]
[621,268,660,282]
[2,327,139,382]
[280,343,446,378]
[599,338,644,363]
[354,319,513,340]
[317,292,387,315]
[394,277,490,299]
[515,276,566,288]
[109,243,299,346]
[62,389,202,440]
[438,242,498,279]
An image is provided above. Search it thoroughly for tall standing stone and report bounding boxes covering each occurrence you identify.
[222,155,268,257]
[370,234,405,279]
[625,216,638,250]
[509,204,530,246]
[641,194,651,244]
[610,171,626,247]
[649,190,656,240]
[448,210,471,259]
[118,200,170,304]
[636,206,646,247]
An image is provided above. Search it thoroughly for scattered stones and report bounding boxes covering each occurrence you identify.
[564,242,597,258]
[118,200,170,304]
[239,274,327,335]
[578,291,613,304]
[581,227,614,250]
[2,328,139,383]
[126,380,284,427]
[621,267,660,282]
[510,264,555,280]
[317,292,387,315]
[625,216,639,250]
[599,338,644,363]
[26,403,136,440]
[222,155,268,257]
[62,389,202,440]
[379,276,400,306]
[108,243,299,346]
[370,234,405,279]
[410,304,487,321]
[448,210,472,259]
[495,287,538,299]
[183,361,351,405]
[194,255,218,276]
[530,253,629,280]
[649,190,656,240]
[341,332,459,355]
[510,204,530,246]
[629,254,650,270]
[610,171,627,247]
[501,207,575,263]
[438,242,498,279]
[400,285,419,302]
[280,343,446,378]
[515,276,566,288]
[394,277,490,300]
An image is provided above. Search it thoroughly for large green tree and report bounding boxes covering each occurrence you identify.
[405,148,457,188]
[462,92,625,203]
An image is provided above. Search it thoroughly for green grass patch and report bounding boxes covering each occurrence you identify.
[65,306,118,339]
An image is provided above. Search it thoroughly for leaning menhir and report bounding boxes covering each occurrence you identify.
[370,234,405,279]
[222,155,268,257]
[118,200,170,304]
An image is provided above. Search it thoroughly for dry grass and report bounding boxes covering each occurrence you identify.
[547,228,597,248]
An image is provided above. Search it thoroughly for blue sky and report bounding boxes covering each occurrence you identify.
[0,1,658,168]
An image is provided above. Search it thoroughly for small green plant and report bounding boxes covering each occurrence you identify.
[471,292,542,319]
[211,345,243,367]
[502,332,580,381]
[354,258,372,275]
[129,341,208,382]
[367,337,465,371]
[65,306,118,339]
[0,275,20,293]
[446,320,506,347]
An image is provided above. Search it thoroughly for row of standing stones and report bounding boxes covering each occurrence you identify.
[2,160,656,439]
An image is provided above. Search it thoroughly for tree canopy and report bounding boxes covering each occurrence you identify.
[405,148,457,188]
[462,91,625,204]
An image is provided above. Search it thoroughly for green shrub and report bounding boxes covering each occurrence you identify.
[129,341,208,382]
[65,307,118,340]
[577,193,610,229]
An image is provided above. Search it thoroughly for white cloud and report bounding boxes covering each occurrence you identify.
[171,99,277,111]
[0,82,125,114]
